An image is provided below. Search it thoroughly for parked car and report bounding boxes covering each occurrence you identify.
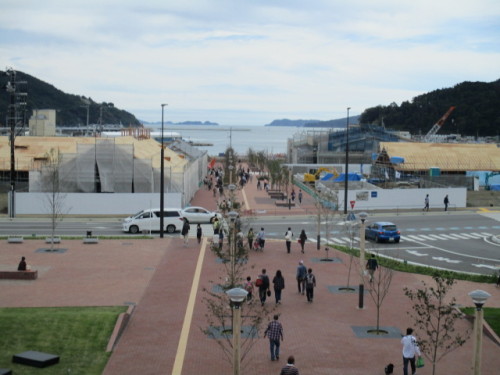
[181,206,220,224]
[122,208,184,234]
[365,221,401,243]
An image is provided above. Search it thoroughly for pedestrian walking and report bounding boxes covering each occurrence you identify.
[366,254,378,283]
[181,218,190,246]
[256,268,270,306]
[291,189,296,202]
[257,227,266,251]
[444,194,449,211]
[305,268,316,302]
[423,194,429,211]
[296,260,307,294]
[280,355,299,375]
[212,217,220,235]
[196,224,202,244]
[264,314,283,361]
[298,229,307,253]
[298,189,303,204]
[401,327,421,375]
[285,227,293,253]
[245,276,254,304]
[247,227,254,250]
[273,270,285,304]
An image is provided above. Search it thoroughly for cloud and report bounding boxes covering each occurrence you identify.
[1,0,499,125]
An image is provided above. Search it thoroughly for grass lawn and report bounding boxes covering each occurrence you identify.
[0,306,127,374]
[461,307,500,336]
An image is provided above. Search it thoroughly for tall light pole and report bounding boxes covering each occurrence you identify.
[160,103,167,238]
[343,107,351,215]
[226,287,248,375]
[358,212,367,309]
[469,289,491,375]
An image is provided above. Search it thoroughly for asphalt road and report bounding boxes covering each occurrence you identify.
[1,211,499,275]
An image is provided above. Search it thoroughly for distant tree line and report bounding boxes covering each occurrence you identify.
[359,79,500,137]
[0,70,141,127]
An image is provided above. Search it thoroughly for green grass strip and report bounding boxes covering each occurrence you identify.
[331,245,497,284]
[0,306,127,374]
[461,307,500,336]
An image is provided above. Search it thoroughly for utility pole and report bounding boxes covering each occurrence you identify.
[4,68,27,218]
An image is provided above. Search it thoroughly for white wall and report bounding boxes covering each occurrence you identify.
[340,187,466,211]
[13,192,183,216]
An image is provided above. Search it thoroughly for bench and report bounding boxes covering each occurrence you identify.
[7,237,24,243]
[0,270,38,280]
[275,201,296,207]
[45,237,61,244]
[83,237,99,244]
[269,192,287,200]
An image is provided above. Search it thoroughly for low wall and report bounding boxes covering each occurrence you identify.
[0,270,38,280]
[342,187,467,211]
[12,193,183,216]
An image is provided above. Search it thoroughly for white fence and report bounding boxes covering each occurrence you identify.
[12,192,183,216]
[339,187,466,211]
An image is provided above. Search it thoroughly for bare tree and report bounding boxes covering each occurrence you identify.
[366,255,394,333]
[404,275,470,375]
[41,148,68,250]
[202,174,274,371]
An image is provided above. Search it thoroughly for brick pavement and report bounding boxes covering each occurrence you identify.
[1,175,499,374]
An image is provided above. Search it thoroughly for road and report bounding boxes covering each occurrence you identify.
[1,211,499,275]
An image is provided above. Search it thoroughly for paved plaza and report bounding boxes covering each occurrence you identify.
[1,178,499,374]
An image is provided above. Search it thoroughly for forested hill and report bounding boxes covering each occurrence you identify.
[359,79,500,137]
[0,70,141,127]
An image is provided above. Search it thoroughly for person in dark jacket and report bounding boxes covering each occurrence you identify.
[298,230,307,253]
[257,268,270,306]
[273,270,285,304]
[196,224,202,244]
[17,256,27,271]
[181,219,190,246]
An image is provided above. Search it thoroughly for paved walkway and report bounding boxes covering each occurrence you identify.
[1,173,499,374]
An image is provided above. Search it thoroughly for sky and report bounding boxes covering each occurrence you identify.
[1,0,499,126]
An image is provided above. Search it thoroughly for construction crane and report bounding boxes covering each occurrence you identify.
[425,106,456,140]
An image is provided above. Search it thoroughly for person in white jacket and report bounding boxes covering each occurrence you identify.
[401,327,421,375]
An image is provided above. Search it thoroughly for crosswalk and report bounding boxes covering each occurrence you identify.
[306,232,493,245]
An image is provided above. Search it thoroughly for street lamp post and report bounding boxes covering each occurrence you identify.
[227,209,238,286]
[343,107,351,215]
[358,212,367,309]
[226,287,248,375]
[160,104,167,238]
[468,289,491,375]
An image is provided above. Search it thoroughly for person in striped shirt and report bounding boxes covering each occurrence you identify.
[280,355,299,375]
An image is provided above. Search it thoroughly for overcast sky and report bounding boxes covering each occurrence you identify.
[1,0,499,125]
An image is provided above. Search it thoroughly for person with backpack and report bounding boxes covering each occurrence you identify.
[296,260,307,295]
[284,227,293,253]
[305,268,316,303]
[272,270,285,305]
[256,268,270,306]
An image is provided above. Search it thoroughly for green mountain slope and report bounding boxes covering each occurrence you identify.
[359,79,500,137]
[0,70,141,127]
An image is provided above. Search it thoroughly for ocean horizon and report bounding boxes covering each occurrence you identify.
[152,124,318,156]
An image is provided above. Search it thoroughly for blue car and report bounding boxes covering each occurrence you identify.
[365,222,401,243]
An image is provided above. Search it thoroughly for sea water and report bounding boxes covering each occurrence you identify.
[154,125,305,156]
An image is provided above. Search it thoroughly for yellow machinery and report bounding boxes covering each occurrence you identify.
[303,167,339,184]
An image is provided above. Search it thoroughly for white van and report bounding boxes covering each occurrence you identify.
[122,208,184,234]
